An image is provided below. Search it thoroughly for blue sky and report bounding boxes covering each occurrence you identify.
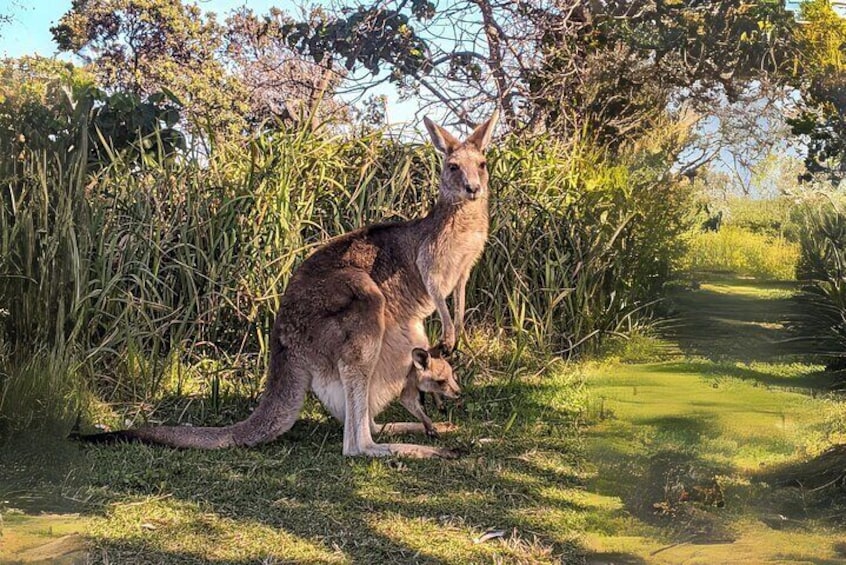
[0,0,422,126]
[0,0,300,58]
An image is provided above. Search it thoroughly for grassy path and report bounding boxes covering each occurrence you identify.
[582,276,846,564]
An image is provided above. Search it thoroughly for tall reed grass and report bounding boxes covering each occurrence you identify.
[0,109,691,430]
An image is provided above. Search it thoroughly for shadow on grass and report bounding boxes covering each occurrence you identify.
[755,444,846,525]
[0,429,90,515]
[586,276,846,555]
[665,279,809,363]
[2,374,648,564]
[588,410,733,543]
[647,361,833,392]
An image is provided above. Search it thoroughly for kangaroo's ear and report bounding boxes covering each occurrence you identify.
[412,348,430,370]
[466,109,499,151]
[423,117,460,154]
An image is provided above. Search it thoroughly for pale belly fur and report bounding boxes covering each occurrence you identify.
[431,231,486,297]
[310,321,428,423]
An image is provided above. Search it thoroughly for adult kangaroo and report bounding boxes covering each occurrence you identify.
[88,112,497,458]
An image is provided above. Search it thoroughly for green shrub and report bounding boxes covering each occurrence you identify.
[725,197,799,239]
[681,225,799,280]
[796,202,846,364]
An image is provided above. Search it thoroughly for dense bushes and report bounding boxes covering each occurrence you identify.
[725,197,798,239]
[682,226,799,280]
[796,202,846,365]
[0,101,692,429]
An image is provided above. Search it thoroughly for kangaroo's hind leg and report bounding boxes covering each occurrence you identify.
[334,272,455,459]
[340,358,456,458]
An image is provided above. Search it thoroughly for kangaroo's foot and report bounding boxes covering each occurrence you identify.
[377,422,458,437]
[357,442,459,459]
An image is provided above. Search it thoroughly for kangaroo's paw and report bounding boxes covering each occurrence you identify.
[377,422,458,436]
[378,422,427,436]
[432,422,458,434]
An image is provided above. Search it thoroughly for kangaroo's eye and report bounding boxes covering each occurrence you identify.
[479,161,487,170]
[448,163,460,172]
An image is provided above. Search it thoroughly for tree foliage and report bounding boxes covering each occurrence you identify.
[51,0,352,134]
[0,56,185,168]
[37,0,846,183]
[531,0,796,145]
[788,0,846,183]
[51,0,246,132]
[224,7,350,130]
[272,0,797,150]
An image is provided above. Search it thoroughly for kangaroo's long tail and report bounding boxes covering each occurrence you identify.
[77,341,308,449]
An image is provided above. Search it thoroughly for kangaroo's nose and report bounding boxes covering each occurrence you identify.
[465,183,480,195]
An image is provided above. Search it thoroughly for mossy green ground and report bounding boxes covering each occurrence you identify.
[583,276,846,564]
[2,276,845,563]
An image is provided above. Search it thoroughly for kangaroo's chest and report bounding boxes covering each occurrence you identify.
[429,227,488,294]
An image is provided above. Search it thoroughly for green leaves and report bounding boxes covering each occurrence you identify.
[278,6,430,79]
[411,0,436,21]
[796,202,846,364]
[51,0,242,135]
[788,0,846,183]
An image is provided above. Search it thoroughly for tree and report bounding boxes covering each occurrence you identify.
[787,0,846,184]
[51,0,354,135]
[276,0,797,148]
[51,0,245,133]
[0,56,185,168]
[275,0,532,130]
[531,1,797,146]
[224,7,349,130]
[0,56,95,153]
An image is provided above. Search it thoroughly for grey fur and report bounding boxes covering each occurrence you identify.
[85,113,498,458]
[400,347,460,438]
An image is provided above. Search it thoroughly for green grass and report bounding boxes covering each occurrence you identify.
[1,341,593,564]
[580,275,846,564]
[5,276,846,564]
[582,361,846,563]
[681,226,799,280]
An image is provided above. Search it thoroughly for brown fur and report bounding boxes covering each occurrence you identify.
[395,346,460,438]
[81,112,498,458]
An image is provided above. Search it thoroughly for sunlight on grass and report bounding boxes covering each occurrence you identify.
[0,512,90,562]
[682,226,799,280]
[4,277,845,564]
[700,280,796,300]
[89,498,347,563]
[589,361,822,470]
[580,276,846,564]
[0,349,590,564]
[583,358,846,563]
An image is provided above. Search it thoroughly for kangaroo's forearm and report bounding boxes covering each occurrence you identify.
[434,294,454,341]
[400,386,435,433]
[420,269,456,347]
